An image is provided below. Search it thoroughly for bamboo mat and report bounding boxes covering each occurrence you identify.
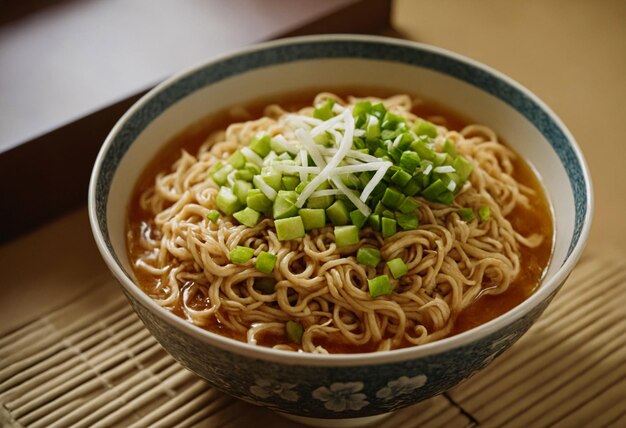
[1,251,625,427]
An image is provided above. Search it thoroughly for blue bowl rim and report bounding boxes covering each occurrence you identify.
[88,34,593,366]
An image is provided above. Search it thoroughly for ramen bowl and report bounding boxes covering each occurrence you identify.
[89,35,592,424]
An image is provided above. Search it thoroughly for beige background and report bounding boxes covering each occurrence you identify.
[394,0,626,251]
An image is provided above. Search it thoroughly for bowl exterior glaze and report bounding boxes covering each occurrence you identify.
[89,35,592,418]
[122,284,560,418]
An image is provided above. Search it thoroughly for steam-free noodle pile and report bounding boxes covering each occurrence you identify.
[130,93,545,353]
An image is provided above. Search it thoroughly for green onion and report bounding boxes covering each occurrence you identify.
[413,119,438,138]
[275,216,305,241]
[357,248,381,267]
[398,197,420,214]
[442,140,457,157]
[286,320,304,344]
[381,188,404,209]
[249,134,271,157]
[479,206,491,221]
[261,169,282,192]
[216,187,244,215]
[313,99,335,121]
[212,164,234,186]
[281,176,300,191]
[403,176,422,196]
[382,112,406,130]
[233,207,261,227]
[382,217,397,238]
[299,208,326,231]
[349,209,368,229]
[382,209,395,219]
[206,210,220,223]
[334,225,359,248]
[391,169,412,186]
[229,246,254,264]
[368,275,393,297]
[256,251,277,274]
[453,155,474,181]
[365,115,381,141]
[247,189,272,213]
[387,258,408,279]
[235,169,254,181]
[396,212,419,230]
[228,150,246,169]
[458,208,475,221]
[273,190,298,220]
[422,179,447,201]
[326,199,350,226]
[399,151,421,172]
[436,191,455,205]
[233,180,252,204]
[368,214,381,231]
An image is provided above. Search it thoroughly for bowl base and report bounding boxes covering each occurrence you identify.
[277,411,393,427]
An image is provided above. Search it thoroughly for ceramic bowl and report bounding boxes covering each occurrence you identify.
[88,35,592,425]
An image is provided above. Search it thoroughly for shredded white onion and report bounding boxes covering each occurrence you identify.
[360,161,393,202]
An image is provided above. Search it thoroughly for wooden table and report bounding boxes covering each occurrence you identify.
[1,1,625,426]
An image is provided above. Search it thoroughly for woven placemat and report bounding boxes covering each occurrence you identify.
[1,251,624,427]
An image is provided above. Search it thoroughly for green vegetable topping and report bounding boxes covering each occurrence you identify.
[381,188,405,209]
[396,212,419,230]
[398,197,420,214]
[458,208,475,221]
[368,275,393,297]
[356,247,381,267]
[216,187,244,215]
[256,251,277,274]
[326,199,350,226]
[334,225,360,248]
[479,206,491,221]
[286,320,304,344]
[381,217,397,238]
[387,258,408,279]
[249,134,271,157]
[299,208,326,231]
[275,216,305,241]
[273,190,298,220]
[229,246,254,264]
[313,99,335,121]
[206,210,220,223]
[233,207,261,227]
[228,150,246,169]
[247,189,272,213]
[207,98,474,241]
[349,209,368,229]
[412,119,438,138]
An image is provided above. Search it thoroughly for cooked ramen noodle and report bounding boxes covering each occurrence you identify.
[127,92,553,353]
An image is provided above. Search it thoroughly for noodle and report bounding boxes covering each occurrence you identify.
[129,93,544,353]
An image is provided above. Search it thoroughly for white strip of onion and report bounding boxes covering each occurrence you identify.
[359,161,393,202]
[271,135,299,154]
[310,189,343,197]
[240,147,264,166]
[270,164,319,174]
[330,176,371,216]
[299,149,308,182]
[296,110,354,207]
[252,175,277,200]
[295,128,326,168]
